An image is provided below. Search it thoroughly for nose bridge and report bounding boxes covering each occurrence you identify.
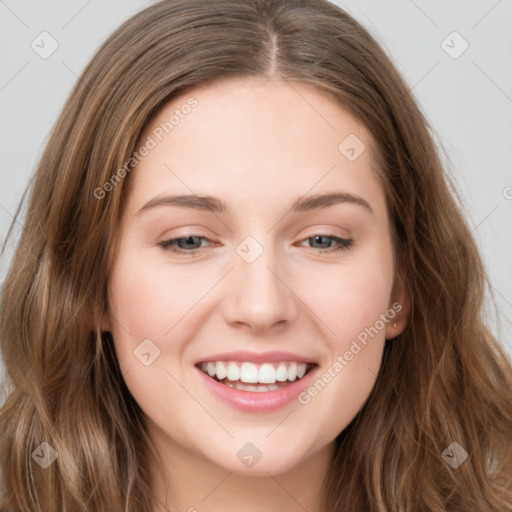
[223,234,297,332]
[234,234,284,301]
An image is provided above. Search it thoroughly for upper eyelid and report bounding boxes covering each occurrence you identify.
[157,220,352,241]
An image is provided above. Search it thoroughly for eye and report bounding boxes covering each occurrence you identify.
[158,235,214,255]
[296,234,353,253]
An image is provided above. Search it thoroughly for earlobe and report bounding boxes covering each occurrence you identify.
[385,261,411,340]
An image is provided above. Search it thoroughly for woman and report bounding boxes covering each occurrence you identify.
[1,0,511,510]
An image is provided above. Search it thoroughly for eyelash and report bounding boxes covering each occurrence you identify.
[158,234,353,255]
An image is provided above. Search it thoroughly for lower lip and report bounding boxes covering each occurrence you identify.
[195,366,318,413]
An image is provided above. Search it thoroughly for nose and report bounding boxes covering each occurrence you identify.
[222,240,299,335]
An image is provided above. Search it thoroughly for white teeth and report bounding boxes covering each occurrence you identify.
[236,382,255,391]
[226,362,240,381]
[287,362,297,381]
[216,361,227,380]
[240,362,259,383]
[258,363,277,384]
[276,363,288,382]
[199,360,312,384]
[223,380,291,392]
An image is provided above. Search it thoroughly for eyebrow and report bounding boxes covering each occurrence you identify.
[137,191,374,216]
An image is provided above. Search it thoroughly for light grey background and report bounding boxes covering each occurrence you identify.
[0,0,511,386]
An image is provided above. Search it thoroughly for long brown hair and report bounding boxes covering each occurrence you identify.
[1,0,511,510]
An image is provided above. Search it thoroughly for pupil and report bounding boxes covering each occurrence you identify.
[181,236,198,249]
[315,235,329,248]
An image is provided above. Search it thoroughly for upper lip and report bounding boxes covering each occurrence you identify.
[196,350,316,365]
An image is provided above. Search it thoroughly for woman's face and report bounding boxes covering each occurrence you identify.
[107,77,408,476]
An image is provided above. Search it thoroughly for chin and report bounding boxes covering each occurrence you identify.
[202,435,321,477]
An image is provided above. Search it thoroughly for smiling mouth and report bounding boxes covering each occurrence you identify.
[197,360,316,392]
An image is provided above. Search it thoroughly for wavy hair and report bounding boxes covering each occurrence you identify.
[1,0,511,510]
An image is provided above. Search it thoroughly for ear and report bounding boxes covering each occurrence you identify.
[385,255,411,340]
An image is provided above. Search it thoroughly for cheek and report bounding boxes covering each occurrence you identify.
[107,250,184,384]
[107,245,224,408]
[108,247,209,343]
[294,248,393,431]
[107,252,199,422]
[301,249,394,350]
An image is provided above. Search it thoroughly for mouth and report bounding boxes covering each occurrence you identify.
[196,360,317,393]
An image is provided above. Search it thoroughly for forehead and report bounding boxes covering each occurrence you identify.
[127,77,386,221]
